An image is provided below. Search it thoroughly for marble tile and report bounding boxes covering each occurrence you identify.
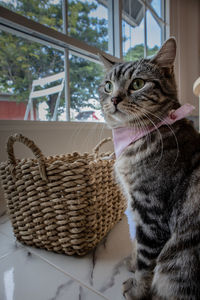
[0,232,17,259]
[25,216,134,300]
[0,214,14,239]
[0,213,136,300]
[0,248,108,300]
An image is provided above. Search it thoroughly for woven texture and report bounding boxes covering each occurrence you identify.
[0,134,126,256]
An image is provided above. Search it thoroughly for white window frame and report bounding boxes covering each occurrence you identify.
[0,0,169,123]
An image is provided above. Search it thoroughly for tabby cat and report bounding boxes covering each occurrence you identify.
[98,38,200,300]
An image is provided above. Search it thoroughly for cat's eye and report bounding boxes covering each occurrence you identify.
[131,79,145,91]
[104,81,113,93]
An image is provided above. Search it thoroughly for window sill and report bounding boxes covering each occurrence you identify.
[0,119,108,131]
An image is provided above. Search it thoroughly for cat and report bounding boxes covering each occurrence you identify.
[98,38,200,300]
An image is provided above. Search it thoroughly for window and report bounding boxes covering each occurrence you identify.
[0,0,169,122]
[122,0,167,61]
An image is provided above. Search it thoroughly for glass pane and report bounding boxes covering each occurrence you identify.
[122,0,145,61]
[69,53,104,122]
[151,0,161,18]
[122,19,145,61]
[0,0,63,32]
[146,10,161,57]
[68,0,108,52]
[0,30,64,121]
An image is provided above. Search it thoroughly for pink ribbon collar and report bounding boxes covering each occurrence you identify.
[112,103,195,158]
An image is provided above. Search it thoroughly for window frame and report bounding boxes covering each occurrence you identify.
[0,0,169,123]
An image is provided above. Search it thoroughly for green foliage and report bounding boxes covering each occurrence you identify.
[0,0,107,119]
[147,45,159,57]
[0,31,63,104]
[124,44,159,62]
[1,0,63,30]
[0,0,63,119]
[125,44,145,62]
[68,0,108,51]
[69,56,103,112]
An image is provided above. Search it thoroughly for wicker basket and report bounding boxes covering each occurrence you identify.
[0,133,126,256]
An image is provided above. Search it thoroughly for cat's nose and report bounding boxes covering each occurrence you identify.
[111,96,123,106]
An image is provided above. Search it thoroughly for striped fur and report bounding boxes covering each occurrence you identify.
[98,38,200,299]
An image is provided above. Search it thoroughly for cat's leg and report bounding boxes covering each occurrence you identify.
[122,225,163,299]
[123,268,153,300]
[151,233,200,300]
[126,239,137,272]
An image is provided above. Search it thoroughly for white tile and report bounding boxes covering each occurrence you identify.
[0,233,17,259]
[26,216,134,300]
[0,214,136,300]
[0,214,14,238]
[0,249,108,300]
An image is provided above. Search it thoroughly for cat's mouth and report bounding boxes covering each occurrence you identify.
[109,106,126,120]
[111,102,123,114]
[113,105,126,115]
[114,107,119,113]
[112,107,122,115]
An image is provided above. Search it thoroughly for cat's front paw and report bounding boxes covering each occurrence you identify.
[122,273,152,300]
[122,277,137,300]
[124,255,136,273]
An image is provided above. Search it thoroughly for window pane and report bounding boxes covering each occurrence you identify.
[146,10,161,57]
[69,53,104,122]
[68,0,108,52]
[151,0,161,18]
[122,19,145,61]
[0,31,64,121]
[0,0,63,32]
[122,0,145,61]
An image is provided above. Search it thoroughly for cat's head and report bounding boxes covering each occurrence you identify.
[98,38,179,129]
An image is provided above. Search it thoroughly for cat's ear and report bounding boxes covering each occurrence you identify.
[98,53,120,70]
[151,37,176,67]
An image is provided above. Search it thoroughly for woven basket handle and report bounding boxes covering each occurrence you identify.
[7,133,48,181]
[93,137,114,159]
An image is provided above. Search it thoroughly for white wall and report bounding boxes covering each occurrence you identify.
[170,0,200,116]
[0,120,113,214]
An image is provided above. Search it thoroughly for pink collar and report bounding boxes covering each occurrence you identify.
[112,103,195,158]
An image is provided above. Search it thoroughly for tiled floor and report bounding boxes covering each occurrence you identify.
[0,212,135,300]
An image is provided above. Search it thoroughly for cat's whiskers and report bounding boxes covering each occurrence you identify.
[98,121,106,145]
[127,109,152,155]
[127,112,144,152]
[139,107,179,165]
[132,111,152,150]
[124,104,164,165]
[135,109,164,167]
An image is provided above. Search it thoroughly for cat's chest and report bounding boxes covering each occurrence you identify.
[114,142,148,185]
[114,154,139,205]
[114,143,152,206]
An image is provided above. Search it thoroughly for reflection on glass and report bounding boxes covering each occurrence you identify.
[0,31,64,121]
[122,18,145,62]
[68,0,108,52]
[146,10,161,57]
[0,0,63,31]
[69,53,104,122]
[122,0,145,61]
[151,0,161,17]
